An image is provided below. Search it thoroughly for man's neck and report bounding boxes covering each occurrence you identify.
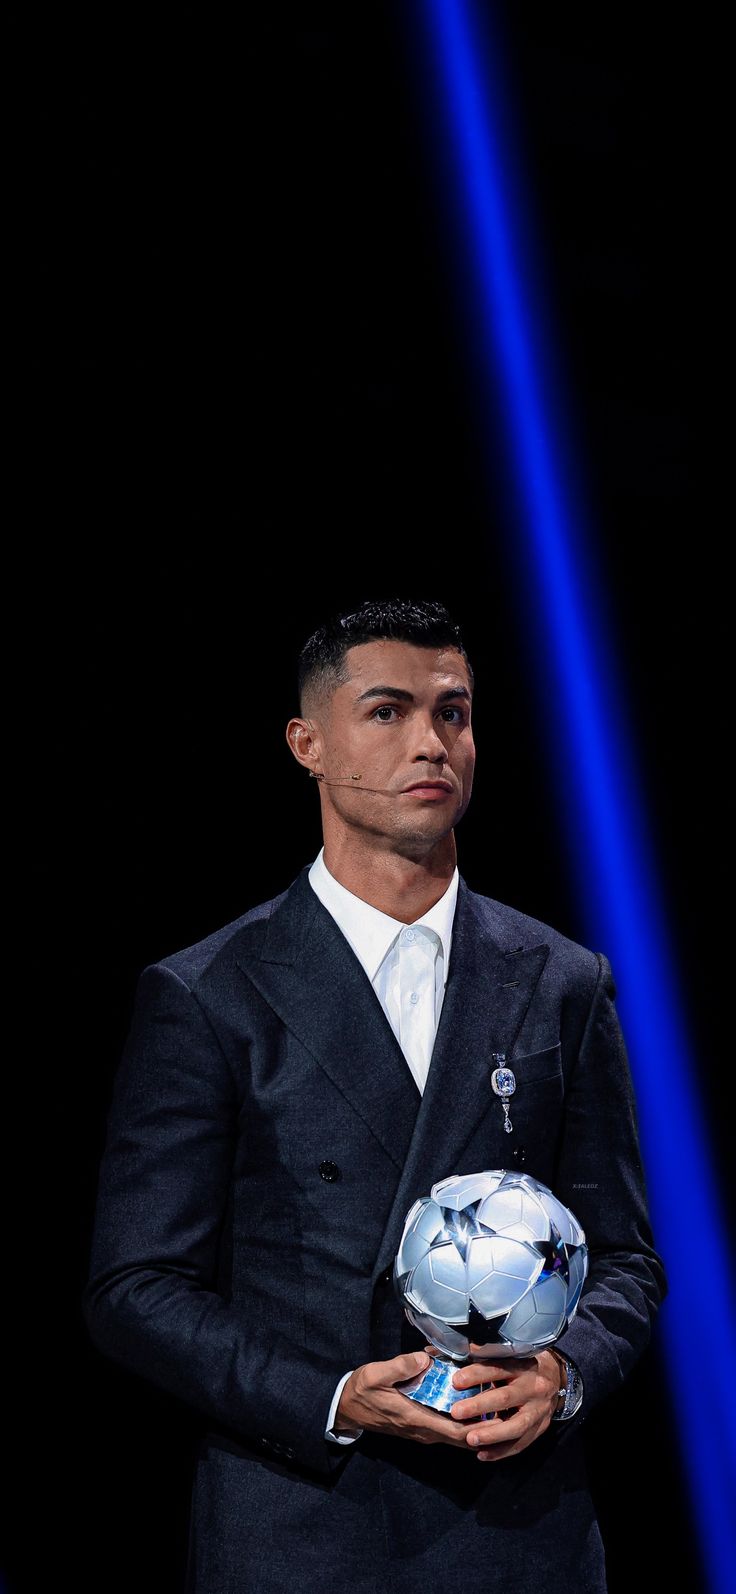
[321,835,457,922]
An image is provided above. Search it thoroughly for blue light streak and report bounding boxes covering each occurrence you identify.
[415,3,735,1587]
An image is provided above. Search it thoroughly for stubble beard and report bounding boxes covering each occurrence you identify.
[333,790,463,863]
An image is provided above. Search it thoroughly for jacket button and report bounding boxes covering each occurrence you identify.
[319,1160,341,1182]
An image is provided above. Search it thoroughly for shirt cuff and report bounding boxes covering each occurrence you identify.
[325,1370,363,1445]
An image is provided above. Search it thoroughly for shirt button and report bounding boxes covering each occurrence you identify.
[402,928,415,943]
[409,991,419,1004]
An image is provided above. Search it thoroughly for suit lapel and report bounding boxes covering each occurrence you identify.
[371,880,550,1282]
[235,868,550,1283]
[236,868,421,1173]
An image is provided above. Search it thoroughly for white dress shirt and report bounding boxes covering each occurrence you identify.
[307,848,460,1444]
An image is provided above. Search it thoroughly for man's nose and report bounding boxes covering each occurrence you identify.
[412,718,448,762]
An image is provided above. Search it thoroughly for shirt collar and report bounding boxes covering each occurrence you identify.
[308,847,459,984]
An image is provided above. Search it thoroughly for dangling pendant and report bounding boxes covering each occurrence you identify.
[491,1053,516,1134]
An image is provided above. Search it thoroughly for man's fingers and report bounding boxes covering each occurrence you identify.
[451,1359,532,1391]
[449,1382,517,1422]
[343,1355,492,1448]
[359,1350,431,1389]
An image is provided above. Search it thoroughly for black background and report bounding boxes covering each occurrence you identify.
[22,5,726,1591]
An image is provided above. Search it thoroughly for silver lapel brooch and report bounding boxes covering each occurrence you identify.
[490,1052,517,1133]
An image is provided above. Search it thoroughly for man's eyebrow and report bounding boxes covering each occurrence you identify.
[355,684,471,704]
[436,686,471,703]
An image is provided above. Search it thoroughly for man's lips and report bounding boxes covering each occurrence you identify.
[402,779,454,796]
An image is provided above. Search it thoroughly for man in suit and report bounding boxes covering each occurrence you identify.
[82,597,666,1592]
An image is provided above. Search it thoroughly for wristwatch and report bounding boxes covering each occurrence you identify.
[552,1353,584,1421]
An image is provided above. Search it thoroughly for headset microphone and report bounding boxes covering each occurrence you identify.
[309,771,398,796]
[310,771,390,797]
[308,771,453,799]
[309,772,363,783]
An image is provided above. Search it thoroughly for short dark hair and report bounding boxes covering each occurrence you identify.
[298,597,473,713]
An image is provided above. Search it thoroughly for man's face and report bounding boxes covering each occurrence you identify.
[309,640,476,856]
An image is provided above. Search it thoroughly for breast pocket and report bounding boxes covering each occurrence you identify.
[511,1041,563,1085]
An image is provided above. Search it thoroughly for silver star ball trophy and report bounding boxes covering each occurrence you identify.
[393,1169,588,1411]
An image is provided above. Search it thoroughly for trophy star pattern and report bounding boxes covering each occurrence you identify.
[393,1169,588,1361]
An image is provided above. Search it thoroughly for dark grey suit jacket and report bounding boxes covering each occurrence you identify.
[82,866,666,1593]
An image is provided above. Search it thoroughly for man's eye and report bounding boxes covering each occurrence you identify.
[440,706,463,722]
[373,705,398,721]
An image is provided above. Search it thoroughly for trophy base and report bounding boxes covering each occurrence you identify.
[396,1354,494,1414]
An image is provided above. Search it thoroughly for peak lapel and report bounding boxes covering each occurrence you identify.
[236,869,421,1173]
[372,881,550,1282]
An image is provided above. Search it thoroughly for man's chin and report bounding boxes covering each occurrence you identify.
[390,813,459,856]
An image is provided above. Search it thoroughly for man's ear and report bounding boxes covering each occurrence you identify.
[285,716,323,776]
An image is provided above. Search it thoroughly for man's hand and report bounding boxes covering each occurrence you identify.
[335,1351,478,1448]
[335,1348,564,1457]
[447,1347,565,1460]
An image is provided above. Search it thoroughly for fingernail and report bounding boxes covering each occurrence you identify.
[414,1352,429,1369]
